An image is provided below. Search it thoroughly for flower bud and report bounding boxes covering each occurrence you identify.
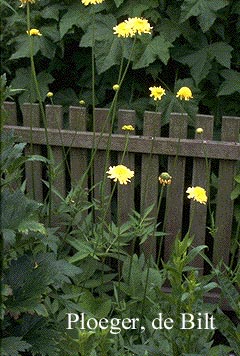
[113,84,120,91]
[196,127,203,134]
[159,172,172,186]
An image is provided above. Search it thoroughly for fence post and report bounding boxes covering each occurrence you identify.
[190,115,214,271]
[93,108,111,222]
[69,106,88,187]
[45,105,66,207]
[214,117,240,265]
[117,109,136,225]
[140,111,161,259]
[164,113,188,261]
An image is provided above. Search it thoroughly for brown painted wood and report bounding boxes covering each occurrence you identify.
[117,109,136,225]
[45,105,66,203]
[4,125,240,160]
[93,108,111,223]
[140,111,161,259]
[190,115,214,271]
[22,103,43,202]
[69,106,88,186]
[164,113,188,261]
[3,102,17,125]
[214,117,240,266]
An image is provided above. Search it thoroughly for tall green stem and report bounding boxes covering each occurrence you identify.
[27,3,52,225]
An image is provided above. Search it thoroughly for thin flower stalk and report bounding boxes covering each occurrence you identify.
[26,3,53,225]
[139,181,168,334]
[197,130,217,238]
[92,138,134,257]
[47,95,72,182]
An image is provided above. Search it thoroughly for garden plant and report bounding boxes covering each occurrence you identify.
[1,0,240,356]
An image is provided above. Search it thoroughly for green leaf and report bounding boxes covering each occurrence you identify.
[207,345,233,356]
[11,68,54,106]
[157,5,197,43]
[174,46,211,85]
[113,0,125,7]
[95,37,122,74]
[174,42,232,85]
[180,0,228,32]
[68,239,95,262]
[79,14,122,74]
[1,337,31,356]
[210,42,233,68]
[154,78,199,126]
[217,69,240,96]
[10,35,56,60]
[231,185,240,200]
[78,291,112,318]
[59,3,90,38]
[26,328,60,356]
[5,253,82,313]
[116,0,159,17]
[235,175,240,184]
[1,189,45,236]
[80,14,116,47]
[215,308,240,355]
[41,5,62,21]
[133,35,173,69]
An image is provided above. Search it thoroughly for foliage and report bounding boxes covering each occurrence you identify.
[1,1,240,355]
[1,0,240,122]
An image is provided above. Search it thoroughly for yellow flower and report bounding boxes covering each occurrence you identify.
[186,186,207,205]
[81,0,105,5]
[159,172,172,186]
[79,100,85,105]
[112,84,120,91]
[113,21,135,38]
[122,125,134,131]
[26,29,42,36]
[196,127,203,134]
[126,17,152,35]
[46,92,53,98]
[149,86,166,101]
[176,87,193,101]
[106,165,134,185]
[113,17,152,38]
[19,0,35,6]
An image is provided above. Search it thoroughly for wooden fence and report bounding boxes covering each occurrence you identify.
[3,102,240,272]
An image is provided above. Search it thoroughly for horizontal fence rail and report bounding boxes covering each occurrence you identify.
[3,102,240,274]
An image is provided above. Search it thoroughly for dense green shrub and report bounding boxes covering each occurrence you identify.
[1,0,240,122]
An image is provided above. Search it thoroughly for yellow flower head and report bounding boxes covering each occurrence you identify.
[113,84,120,91]
[176,87,193,101]
[27,28,42,36]
[159,172,172,186]
[113,21,135,38]
[19,0,35,6]
[126,17,152,35]
[149,86,166,101]
[122,125,134,131]
[46,92,53,98]
[186,186,207,205]
[81,0,105,5]
[106,165,134,185]
[113,17,152,38]
[196,127,203,134]
[79,100,85,105]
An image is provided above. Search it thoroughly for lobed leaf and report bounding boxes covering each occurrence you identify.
[180,0,228,32]
[1,337,31,356]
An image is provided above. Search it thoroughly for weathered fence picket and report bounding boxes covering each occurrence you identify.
[3,102,240,271]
